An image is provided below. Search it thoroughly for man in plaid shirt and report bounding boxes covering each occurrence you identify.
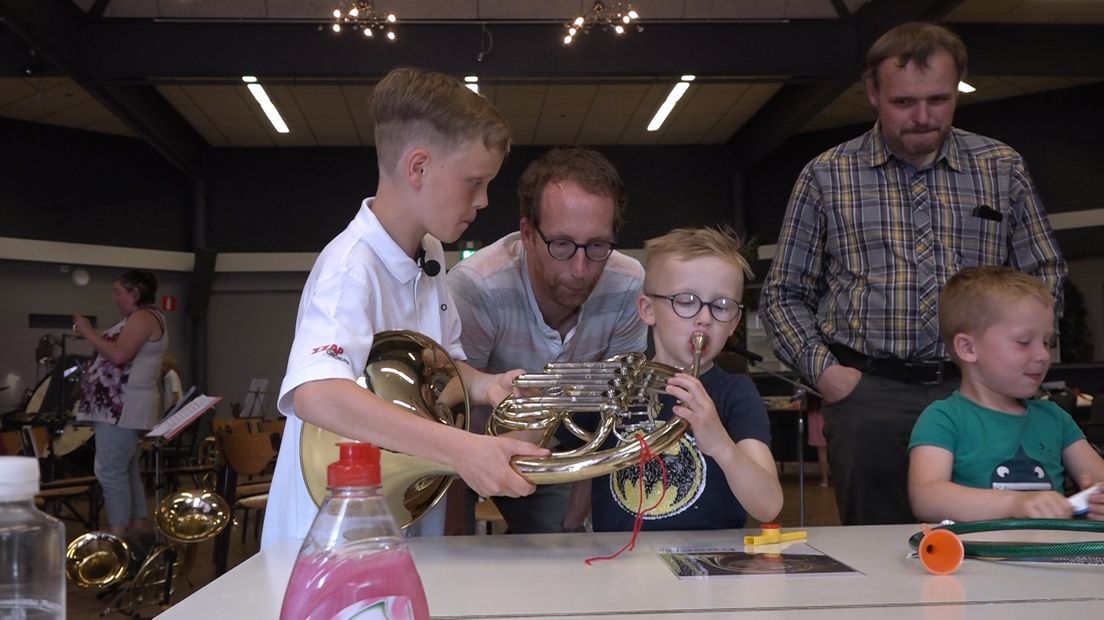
[760,22,1066,525]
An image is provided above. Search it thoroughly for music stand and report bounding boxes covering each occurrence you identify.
[37,334,85,480]
[146,394,222,507]
[239,379,268,419]
[736,349,821,526]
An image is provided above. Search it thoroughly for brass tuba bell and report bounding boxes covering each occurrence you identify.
[300,330,708,527]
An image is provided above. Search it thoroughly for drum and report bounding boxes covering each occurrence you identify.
[54,423,95,456]
[25,366,95,457]
[25,356,85,418]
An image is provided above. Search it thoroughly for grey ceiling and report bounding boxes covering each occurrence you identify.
[1,0,1101,178]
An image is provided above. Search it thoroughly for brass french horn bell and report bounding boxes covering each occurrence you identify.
[65,532,131,589]
[301,330,707,527]
[300,330,469,528]
[66,489,230,590]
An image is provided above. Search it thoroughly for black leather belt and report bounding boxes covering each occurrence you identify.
[828,344,959,386]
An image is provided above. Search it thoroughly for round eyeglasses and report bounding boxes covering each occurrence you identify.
[535,226,616,262]
[646,292,744,322]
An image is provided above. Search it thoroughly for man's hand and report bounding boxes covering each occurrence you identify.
[485,369,525,409]
[450,433,549,499]
[817,364,862,404]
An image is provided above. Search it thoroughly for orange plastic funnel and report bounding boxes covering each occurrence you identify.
[918,525,964,575]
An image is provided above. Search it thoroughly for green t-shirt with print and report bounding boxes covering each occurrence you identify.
[909,391,1084,491]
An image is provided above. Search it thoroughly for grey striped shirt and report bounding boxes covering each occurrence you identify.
[446,232,647,377]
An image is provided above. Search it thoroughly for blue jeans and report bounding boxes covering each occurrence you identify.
[93,422,147,528]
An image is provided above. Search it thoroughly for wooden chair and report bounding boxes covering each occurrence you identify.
[474,498,507,535]
[253,418,286,438]
[213,430,279,576]
[0,430,22,455]
[211,417,254,434]
[21,425,100,530]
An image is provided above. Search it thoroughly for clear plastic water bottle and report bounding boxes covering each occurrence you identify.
[0,456,65,620]
[280,442,430,620]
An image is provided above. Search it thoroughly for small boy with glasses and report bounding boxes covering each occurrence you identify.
[565,225,783,531]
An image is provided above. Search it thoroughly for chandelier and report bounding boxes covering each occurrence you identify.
[563,1,640,45]
[332,1,397,40]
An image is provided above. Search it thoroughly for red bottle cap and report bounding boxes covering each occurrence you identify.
[327,442,381,487]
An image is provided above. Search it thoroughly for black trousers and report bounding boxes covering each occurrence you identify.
[823,373,958,525]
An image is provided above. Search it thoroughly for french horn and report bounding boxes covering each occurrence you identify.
[300,330,706,527]
[66,488,230,613]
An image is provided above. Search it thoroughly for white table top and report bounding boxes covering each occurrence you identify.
[157,525,1104,619]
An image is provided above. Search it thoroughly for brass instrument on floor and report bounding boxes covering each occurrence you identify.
[300,330,706,527]
[66,489,230,616]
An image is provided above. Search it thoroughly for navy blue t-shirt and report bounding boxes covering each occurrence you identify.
[559,365,771,532]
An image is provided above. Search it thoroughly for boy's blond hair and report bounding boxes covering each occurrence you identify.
[939,266,1054,362]
[642,225,754,290]
[372,67,511,175]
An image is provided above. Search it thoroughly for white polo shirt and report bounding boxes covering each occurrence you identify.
[262,198,465,548]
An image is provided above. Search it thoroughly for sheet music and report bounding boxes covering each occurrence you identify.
[163,385,197,418]
[147,394,221,441]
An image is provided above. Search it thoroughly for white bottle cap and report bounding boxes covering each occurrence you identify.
[0,456,41,500]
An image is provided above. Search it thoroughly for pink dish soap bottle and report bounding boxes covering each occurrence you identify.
[280,442,430,620]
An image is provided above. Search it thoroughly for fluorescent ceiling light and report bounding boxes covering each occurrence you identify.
[242,75,289,134]
[647,75,695,132]
[957,81,976,94]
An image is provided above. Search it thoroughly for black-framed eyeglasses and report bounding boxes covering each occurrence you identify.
[646,292,744,322]
[535,226,616,262]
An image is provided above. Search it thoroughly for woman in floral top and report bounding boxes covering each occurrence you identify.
[75,270,166,536]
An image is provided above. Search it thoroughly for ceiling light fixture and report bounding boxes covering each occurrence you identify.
[647,75,695,132]
[957,81,976,94]
[563,1,640,45]
[242,76,290,134]
[331,0,397,41]
[464,75,480,95]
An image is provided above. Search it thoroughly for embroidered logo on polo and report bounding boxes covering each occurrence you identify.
[609,434,706,519]
[310,343,351,367]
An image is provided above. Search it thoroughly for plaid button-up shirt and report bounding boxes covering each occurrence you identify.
[760,124,1066,386]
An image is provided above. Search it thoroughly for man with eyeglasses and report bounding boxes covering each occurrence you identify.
[447,147,646,534]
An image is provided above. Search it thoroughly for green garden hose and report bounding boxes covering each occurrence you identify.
[909,519,1104,565]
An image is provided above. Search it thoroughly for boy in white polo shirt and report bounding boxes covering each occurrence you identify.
[262,67,548,547]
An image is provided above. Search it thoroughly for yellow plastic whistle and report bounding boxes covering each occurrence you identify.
[744,523,807,546]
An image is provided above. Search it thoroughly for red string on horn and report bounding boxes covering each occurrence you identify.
[585,434,669,565]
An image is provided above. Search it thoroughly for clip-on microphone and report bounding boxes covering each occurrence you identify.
[415,247,441,277]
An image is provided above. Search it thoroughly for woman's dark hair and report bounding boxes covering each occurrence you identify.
[116,270,158,306]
